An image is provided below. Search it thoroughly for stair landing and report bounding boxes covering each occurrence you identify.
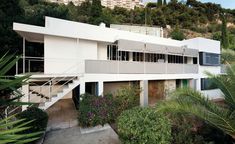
[46,98,78,131]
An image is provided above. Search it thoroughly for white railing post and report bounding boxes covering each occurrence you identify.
[49,80,52,99]
[23,37,25,74]
[16,59,18,75]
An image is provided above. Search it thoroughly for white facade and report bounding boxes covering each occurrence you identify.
[14,17,222,109]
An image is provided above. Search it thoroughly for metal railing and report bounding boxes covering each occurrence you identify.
[27,61,84,105]
[16,56,44,74]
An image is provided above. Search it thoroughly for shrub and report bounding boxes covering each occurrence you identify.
[117,107,172,144]
[169,114,205,144]
[78,93,117,127]
[114,85,140,115]
[170,27,186,40]
[17,107,48,135]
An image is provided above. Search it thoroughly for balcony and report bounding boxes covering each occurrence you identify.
[85,60,198,74]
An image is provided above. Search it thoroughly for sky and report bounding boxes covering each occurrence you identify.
[143,0,235,9]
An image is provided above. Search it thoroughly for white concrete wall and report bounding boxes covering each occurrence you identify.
[182,37,220,54]
[97,43,107,60]
[44,35,79,74]
[201,89,223,100]
[44,36,98,74]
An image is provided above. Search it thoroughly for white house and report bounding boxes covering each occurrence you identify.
[13,17,222,110]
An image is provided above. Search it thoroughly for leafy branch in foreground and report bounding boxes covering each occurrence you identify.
[157,64,235,138]
[0,53,42,143]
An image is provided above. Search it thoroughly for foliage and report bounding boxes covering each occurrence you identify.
[117,107,172,144]
[198,122,235,144]
[221,49,235,64]
[78,86,140,127]
[157,64,235,138]
[0,115,42,144]
[169,114,205,144]
[78,93,117,127]
[0,54,41,143]
[114,85,140,115]
[0,53,30,117]
[16,107,48,135]
[221,13,229,49]
[170,26,186,40]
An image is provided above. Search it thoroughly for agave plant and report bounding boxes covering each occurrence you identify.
[0,53,41,143]
[0,115,42,143]
[157,64,235,138]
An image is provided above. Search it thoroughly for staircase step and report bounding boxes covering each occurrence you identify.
[52,95,57,98]
[38,77,80,110]
[39,103,45,107]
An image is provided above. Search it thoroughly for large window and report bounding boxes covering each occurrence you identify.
[199,52,220,66]
[201,78,217,90]
[145,53,165,62]
[107,45,129,61]
[168,55,184,64]
[133,52,144,62]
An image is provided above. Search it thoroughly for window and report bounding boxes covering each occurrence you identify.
[193,57,198,64]
[118,51,129,61]
[199,52,220,66]
[168,55,183,64]
[107,45,118,60]
[133,52,144,62]
[107,45,129,61]
[201,78,217,90]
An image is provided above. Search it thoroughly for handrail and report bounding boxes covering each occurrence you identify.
[27,61,84,102]
[49,76,78,98]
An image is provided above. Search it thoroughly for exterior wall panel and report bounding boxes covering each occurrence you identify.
[85,60,198,74]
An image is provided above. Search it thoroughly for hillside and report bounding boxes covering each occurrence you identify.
[1,0,235,52]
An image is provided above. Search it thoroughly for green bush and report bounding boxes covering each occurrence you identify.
[78,93,117,127]
[17,107,48,135]
[170,114,205,144]
[117,107,172,144]
[78,86,140,127]
[170,27,186,40]
[114,85,140,115]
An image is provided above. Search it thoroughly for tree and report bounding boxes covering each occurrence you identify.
[157,64,235,139]
[163,0,167,5]
[0,0,24,54]
[221,13,229,49]
[89,0,102,24]
[157,0,163,6]
[170,26,186,40]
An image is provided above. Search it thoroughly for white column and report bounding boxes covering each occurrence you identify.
[129,52,133,61]
[140,80,148,107]
[80,78,85,95]
[21,84,29,111]
[23,37,25,74]
[98,81,104,96]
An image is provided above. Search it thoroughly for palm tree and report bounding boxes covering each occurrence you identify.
[0,53,42,143]
[157,64,235,138]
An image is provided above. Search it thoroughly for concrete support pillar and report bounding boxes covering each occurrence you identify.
[80,79,85,95]
[140,80,148,107]
[129,52,133,61]
[21,84,29,111]
[98,81,104,96]
[23,37,25,74]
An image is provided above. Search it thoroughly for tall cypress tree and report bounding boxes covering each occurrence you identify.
[163,0,167,5]
[89,0,102,24]
[157,0,163,6]
[221,13,229,49]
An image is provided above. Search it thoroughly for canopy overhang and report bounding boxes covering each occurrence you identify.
[117,39,198,57]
